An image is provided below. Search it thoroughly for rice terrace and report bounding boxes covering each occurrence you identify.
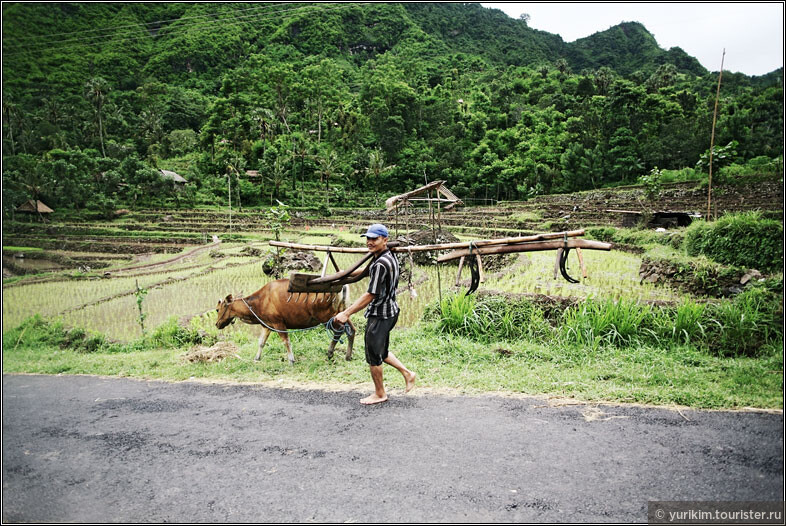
[3,177,783,410]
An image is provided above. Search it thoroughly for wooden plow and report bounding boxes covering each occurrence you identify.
[270,229,612,294]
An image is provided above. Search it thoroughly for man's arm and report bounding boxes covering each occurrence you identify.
[334,292,374,325]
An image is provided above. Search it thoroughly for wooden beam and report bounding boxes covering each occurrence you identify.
[437,239,612,262]
[270,241,367,253]
[271,230,590,254]
[576,247,588,278]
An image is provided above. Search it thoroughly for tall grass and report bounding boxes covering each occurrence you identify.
[655,300,707,346]
[560,298,654,349]
[431,286,782,358]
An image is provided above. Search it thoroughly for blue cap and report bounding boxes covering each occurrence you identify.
[361,223,389,238]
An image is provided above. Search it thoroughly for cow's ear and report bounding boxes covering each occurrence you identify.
[225,294,233,303]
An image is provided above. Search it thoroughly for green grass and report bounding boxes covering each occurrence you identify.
[3,314,781,409]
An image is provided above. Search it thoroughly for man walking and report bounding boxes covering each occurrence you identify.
[335,223,416,405]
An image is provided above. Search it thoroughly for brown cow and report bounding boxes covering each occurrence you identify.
[215,279,355,365]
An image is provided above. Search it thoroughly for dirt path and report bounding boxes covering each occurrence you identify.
[2,374,783,523]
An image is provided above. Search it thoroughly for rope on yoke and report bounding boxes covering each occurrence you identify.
[466,241,480,294]
[325,317,355,344]
[559,233,580,284]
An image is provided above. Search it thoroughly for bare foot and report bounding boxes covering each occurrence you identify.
[404,371,417,393]
[360,394,388,405]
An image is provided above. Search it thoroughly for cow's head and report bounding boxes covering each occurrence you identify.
[216,294,237,329]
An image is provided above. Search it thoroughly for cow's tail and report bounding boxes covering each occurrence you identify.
[337,284,350,311]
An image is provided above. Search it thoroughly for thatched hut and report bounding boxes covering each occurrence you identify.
[15,200,54,222]
[16,200,54,214]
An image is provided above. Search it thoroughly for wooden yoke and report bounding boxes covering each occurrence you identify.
[271,231,612,291]
[287,242,401,293]
[437,238,612,262]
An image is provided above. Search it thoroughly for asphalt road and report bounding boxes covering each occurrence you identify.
[2,374,783,523]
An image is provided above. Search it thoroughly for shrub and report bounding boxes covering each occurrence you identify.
[652,300,708,345]
[587,226,617,242]
[3,315,67,348]
[149,317,208,347]
[704,286,783,357]
[3,315,109,353]
[684,212,783,271]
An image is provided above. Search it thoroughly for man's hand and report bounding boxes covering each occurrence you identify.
[335,292,375,326]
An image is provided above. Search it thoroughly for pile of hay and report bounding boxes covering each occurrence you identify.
[180,341,240,363]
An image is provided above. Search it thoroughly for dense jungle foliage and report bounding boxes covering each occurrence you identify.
[2,2,783,215]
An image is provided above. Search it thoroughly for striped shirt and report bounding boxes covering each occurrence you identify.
[365,249,400,319]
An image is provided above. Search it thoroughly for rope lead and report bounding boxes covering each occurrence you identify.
[325,317,355,344]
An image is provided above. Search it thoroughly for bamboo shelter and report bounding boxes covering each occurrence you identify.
[15,199,54,222]
[385,180,462,213]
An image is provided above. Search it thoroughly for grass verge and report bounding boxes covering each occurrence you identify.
[3,314,782,410]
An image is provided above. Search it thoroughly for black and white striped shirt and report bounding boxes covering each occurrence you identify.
[365,249,399,319]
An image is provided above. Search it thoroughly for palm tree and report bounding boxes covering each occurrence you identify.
[266,156,288,205]
[84,77,109,156]
[251,107,276,144]
[2,96,19,155]
[315,149,342,208]
[366,148,395,207]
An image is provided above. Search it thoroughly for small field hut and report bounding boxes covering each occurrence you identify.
[16,200,54,214]
[15,200,54,221]
[160,170,187,190]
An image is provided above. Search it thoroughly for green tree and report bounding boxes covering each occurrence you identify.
[315,147,342,207]
[608,127,642,183]
[366,148,396,206]
[83,77,110,157]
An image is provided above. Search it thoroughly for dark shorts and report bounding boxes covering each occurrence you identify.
[364,314,399,366]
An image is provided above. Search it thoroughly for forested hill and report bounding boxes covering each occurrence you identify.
[2,2,783,215]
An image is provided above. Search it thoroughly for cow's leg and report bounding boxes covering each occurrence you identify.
[254,327,272,361]
[345,319,356,361]
[327,337,337,361]
[277,331,294,365]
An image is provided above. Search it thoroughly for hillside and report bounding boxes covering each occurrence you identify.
[566,22,706,76]
[1,2,782,217]
[2,2,712,90]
